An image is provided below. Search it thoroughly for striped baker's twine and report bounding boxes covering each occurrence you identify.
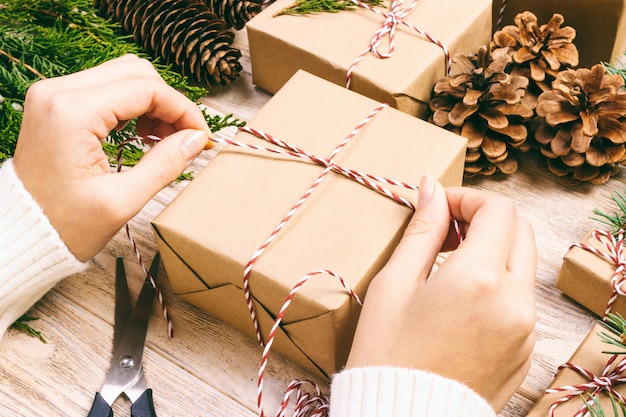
[345,0,450,89]
[257,270,362,417]
[572,229,626,320]
[546,353,626,417]
[495,0,507,31]
[117,138,174,338]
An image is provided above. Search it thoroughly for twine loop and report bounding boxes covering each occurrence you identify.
[547,354,626,417]
[572,229,626,320]
[346,0,450,88]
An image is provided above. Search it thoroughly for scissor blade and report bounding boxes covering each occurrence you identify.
[100,254,160,405]
[114,257,133,351]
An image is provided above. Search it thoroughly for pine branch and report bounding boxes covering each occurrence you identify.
[584,392,626,417]
[10,315,47,343]
[592,190,626,235]
[604,52,626,89]
[275,0,383,16]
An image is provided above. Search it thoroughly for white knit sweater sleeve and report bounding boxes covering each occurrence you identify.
[329,367,497,417]
[0,159,86,339]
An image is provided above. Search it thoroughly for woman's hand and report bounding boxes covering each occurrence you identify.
[13,54,212,261]
[346,175,537,411]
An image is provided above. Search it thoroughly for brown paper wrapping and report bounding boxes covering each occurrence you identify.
[246,0,491,119]
[527,323,626,417]
[556,231,626,319]
[152,71,467,379]
[492,0,626,68]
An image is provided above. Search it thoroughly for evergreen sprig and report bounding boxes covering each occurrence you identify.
[604,53,626,88]
[276,0,383,16]
[584,392,626,417]
[10,315,47,343]
[598,313,626,354]
[592,190,626,235]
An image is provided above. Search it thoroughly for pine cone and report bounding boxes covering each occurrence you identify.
[430,46,535,177]
[491,11,578,91]
[94,0,242,86]
[534,64,626,185]
[201,0,262,29]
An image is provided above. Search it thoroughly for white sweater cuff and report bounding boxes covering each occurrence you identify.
[329,367,497,417]
[0,160,87,337]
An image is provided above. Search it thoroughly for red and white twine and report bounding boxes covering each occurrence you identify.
[495,0,508,31]
[346,0,450,89]
[572,229,626,320]
[547,353,626,417]
[210,104,426,417]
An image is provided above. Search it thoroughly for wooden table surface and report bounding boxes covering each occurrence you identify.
[1,28,625,417]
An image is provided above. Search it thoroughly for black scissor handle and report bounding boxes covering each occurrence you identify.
[130,389,157,417]
[87,392,113,417]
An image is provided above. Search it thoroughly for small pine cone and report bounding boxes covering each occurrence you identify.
[95,0,242,86]
[201,0,262,30]
[491,11,578,91]
[429,46,535,178]
[534,64,626,185]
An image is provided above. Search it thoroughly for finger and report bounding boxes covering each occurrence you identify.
[56,76,210,140]
[31,55,161,94]
[377,175,451,286]
[445,186,518,269]
[110,129,209,219]
[507,217,537,291]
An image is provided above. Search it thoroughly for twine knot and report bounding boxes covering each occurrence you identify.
[591,375,614,389]
[547,354,626,417]
[346,0,450,88]
[573,229,626,319]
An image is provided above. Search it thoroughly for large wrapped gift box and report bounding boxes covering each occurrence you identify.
[556,231,626,318]
[492,0,626,67]
[527,323,626,416]
[246,0,491,119]
[152,70,467,379]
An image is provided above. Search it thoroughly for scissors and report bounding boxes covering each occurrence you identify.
[87,254,160,417]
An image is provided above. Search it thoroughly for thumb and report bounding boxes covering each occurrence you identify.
[114,129,209,214]
[378,175,451,285]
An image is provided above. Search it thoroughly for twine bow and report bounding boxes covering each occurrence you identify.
[345,0,450,88]
[572,229,626,320]
[547,354,626,417]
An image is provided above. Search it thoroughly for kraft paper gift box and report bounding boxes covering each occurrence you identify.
[246,0,491,119]
[556,231,626,318]
[492,0,626,67]
[152,70,467,379]
[527,323,626,417]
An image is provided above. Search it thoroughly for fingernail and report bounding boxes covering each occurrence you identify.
[417,175,434,208]
[181,130,209,161]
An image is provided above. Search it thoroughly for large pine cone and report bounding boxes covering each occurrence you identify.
[491,11,578,92]
[534,64,626,185]
[201,0,262,29]
[430,46,535,177]
[94,0,242,86]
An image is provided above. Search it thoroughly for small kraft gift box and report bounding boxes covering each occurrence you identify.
[246,0,491,119]
[556,230,626,320]
[152,70,467,379]
[492,0,626,67]
[527,322,626,417]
